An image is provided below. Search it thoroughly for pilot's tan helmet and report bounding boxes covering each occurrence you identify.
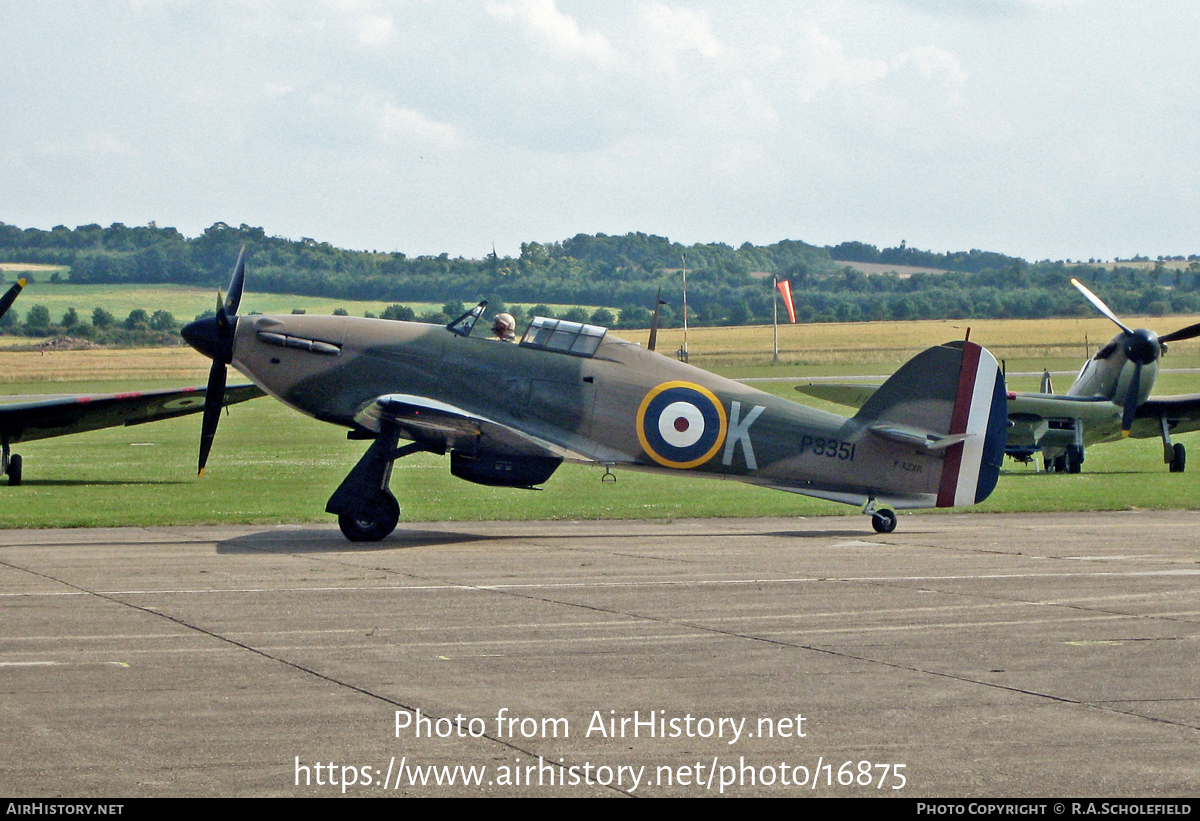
[493,313,516,335]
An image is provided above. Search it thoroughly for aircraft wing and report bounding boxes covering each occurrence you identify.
[0,384,265,444]
[353,393,563,458]
[794,383,878,409]
[1136,394,1200,436]
[1003,393,1120,449]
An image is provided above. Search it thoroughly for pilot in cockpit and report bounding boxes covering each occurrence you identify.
[491,312,517,342]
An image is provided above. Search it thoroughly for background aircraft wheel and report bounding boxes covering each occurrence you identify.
[1065,446,1083,474]
[8,454,21,486]
[1170,443,1186,473]
[338,493,400,542]
[871,509,897,533]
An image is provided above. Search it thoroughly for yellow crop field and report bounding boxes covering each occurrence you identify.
[625,314,1196,368]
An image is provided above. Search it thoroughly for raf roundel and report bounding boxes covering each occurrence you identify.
[636,381,728,469]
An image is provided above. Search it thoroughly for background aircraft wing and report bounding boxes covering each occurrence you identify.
[1136,394,1200,436]
[0,384,264,444]
[354,393,566,458]
[1003,392,1120,449]
[800,383,1133,449]
[794,382,879,408]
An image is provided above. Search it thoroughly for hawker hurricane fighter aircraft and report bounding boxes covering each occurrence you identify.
[0,278,263,485]
[798,278,1200,474]
[183,250,1008,541]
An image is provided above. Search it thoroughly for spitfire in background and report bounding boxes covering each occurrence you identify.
[0,276,263,485]
[183,251,1008,541]
[799,278,1200,474]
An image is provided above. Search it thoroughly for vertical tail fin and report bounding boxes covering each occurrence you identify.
[934,341,1008,507]
[854,340,1007,508]
[1041,369,1054,394]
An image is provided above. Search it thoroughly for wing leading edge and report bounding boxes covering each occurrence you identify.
[354,393,573,459]
[0,384,264,444]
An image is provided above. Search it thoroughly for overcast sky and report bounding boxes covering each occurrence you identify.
[3,0,1198,262]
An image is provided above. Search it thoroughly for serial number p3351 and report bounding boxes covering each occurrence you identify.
[799,436,856,460]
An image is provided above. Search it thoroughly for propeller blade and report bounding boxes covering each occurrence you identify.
[1159,320,1200,344]
[224,246,246,316]
[1121,360,1141,437]
[0,278,26,322]
[1071,278,1132,335]
[198,360,227,475]
[214,287,230,335]
[191,247,248,475]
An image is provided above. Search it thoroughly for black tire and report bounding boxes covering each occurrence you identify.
[1170,443,1186,473]
[1066,446,1083,474]
[871,509,897,534]
[338,493,400,542]
[8,453,22,486]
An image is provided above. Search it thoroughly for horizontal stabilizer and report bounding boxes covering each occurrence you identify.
[869,423,971,451]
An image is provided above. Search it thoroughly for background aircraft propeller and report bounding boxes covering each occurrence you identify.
[182,247,246,475]
[1071,277,1200,436]
[0,278,26,322]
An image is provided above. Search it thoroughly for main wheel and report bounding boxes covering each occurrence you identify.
[1065,446,1083,474]
[871,508,897,533]
[338,493,400,542]
[8,453,22,486]
[1170,443,1186,473]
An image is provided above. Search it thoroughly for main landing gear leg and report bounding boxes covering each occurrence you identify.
[326,423,423,542]
[1161,416,1186,473]
[863,498,898,534]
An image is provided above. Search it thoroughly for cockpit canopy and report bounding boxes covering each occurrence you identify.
[520,317,607,358]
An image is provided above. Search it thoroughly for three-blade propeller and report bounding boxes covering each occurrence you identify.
[1072,277,1200,436]
[181,247,246,475]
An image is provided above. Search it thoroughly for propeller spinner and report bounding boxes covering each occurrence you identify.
[181,247,246,475]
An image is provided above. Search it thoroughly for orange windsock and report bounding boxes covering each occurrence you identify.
[777,279,796,323]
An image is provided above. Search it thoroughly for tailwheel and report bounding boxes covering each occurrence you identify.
[337,493,400,542]
[1170,443,1186,473]
[7,453,21,486]
[871,508,897,534]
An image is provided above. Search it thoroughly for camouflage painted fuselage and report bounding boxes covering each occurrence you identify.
[228,315,985,509]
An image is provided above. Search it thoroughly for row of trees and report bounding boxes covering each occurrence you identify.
[0,305,182,344]
[3,221,1199,331]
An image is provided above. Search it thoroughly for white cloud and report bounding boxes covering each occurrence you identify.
[637,3,721,68]
[352,13,395,46]
[486,0,621,68]
[782,23,890,102]
[378,103,465,148]
[896,45,968,86]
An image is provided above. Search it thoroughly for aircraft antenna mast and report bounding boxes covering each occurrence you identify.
[773,276,779,363]
[681,254,689,362]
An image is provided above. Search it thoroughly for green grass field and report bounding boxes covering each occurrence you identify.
[2,315,1199,529]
